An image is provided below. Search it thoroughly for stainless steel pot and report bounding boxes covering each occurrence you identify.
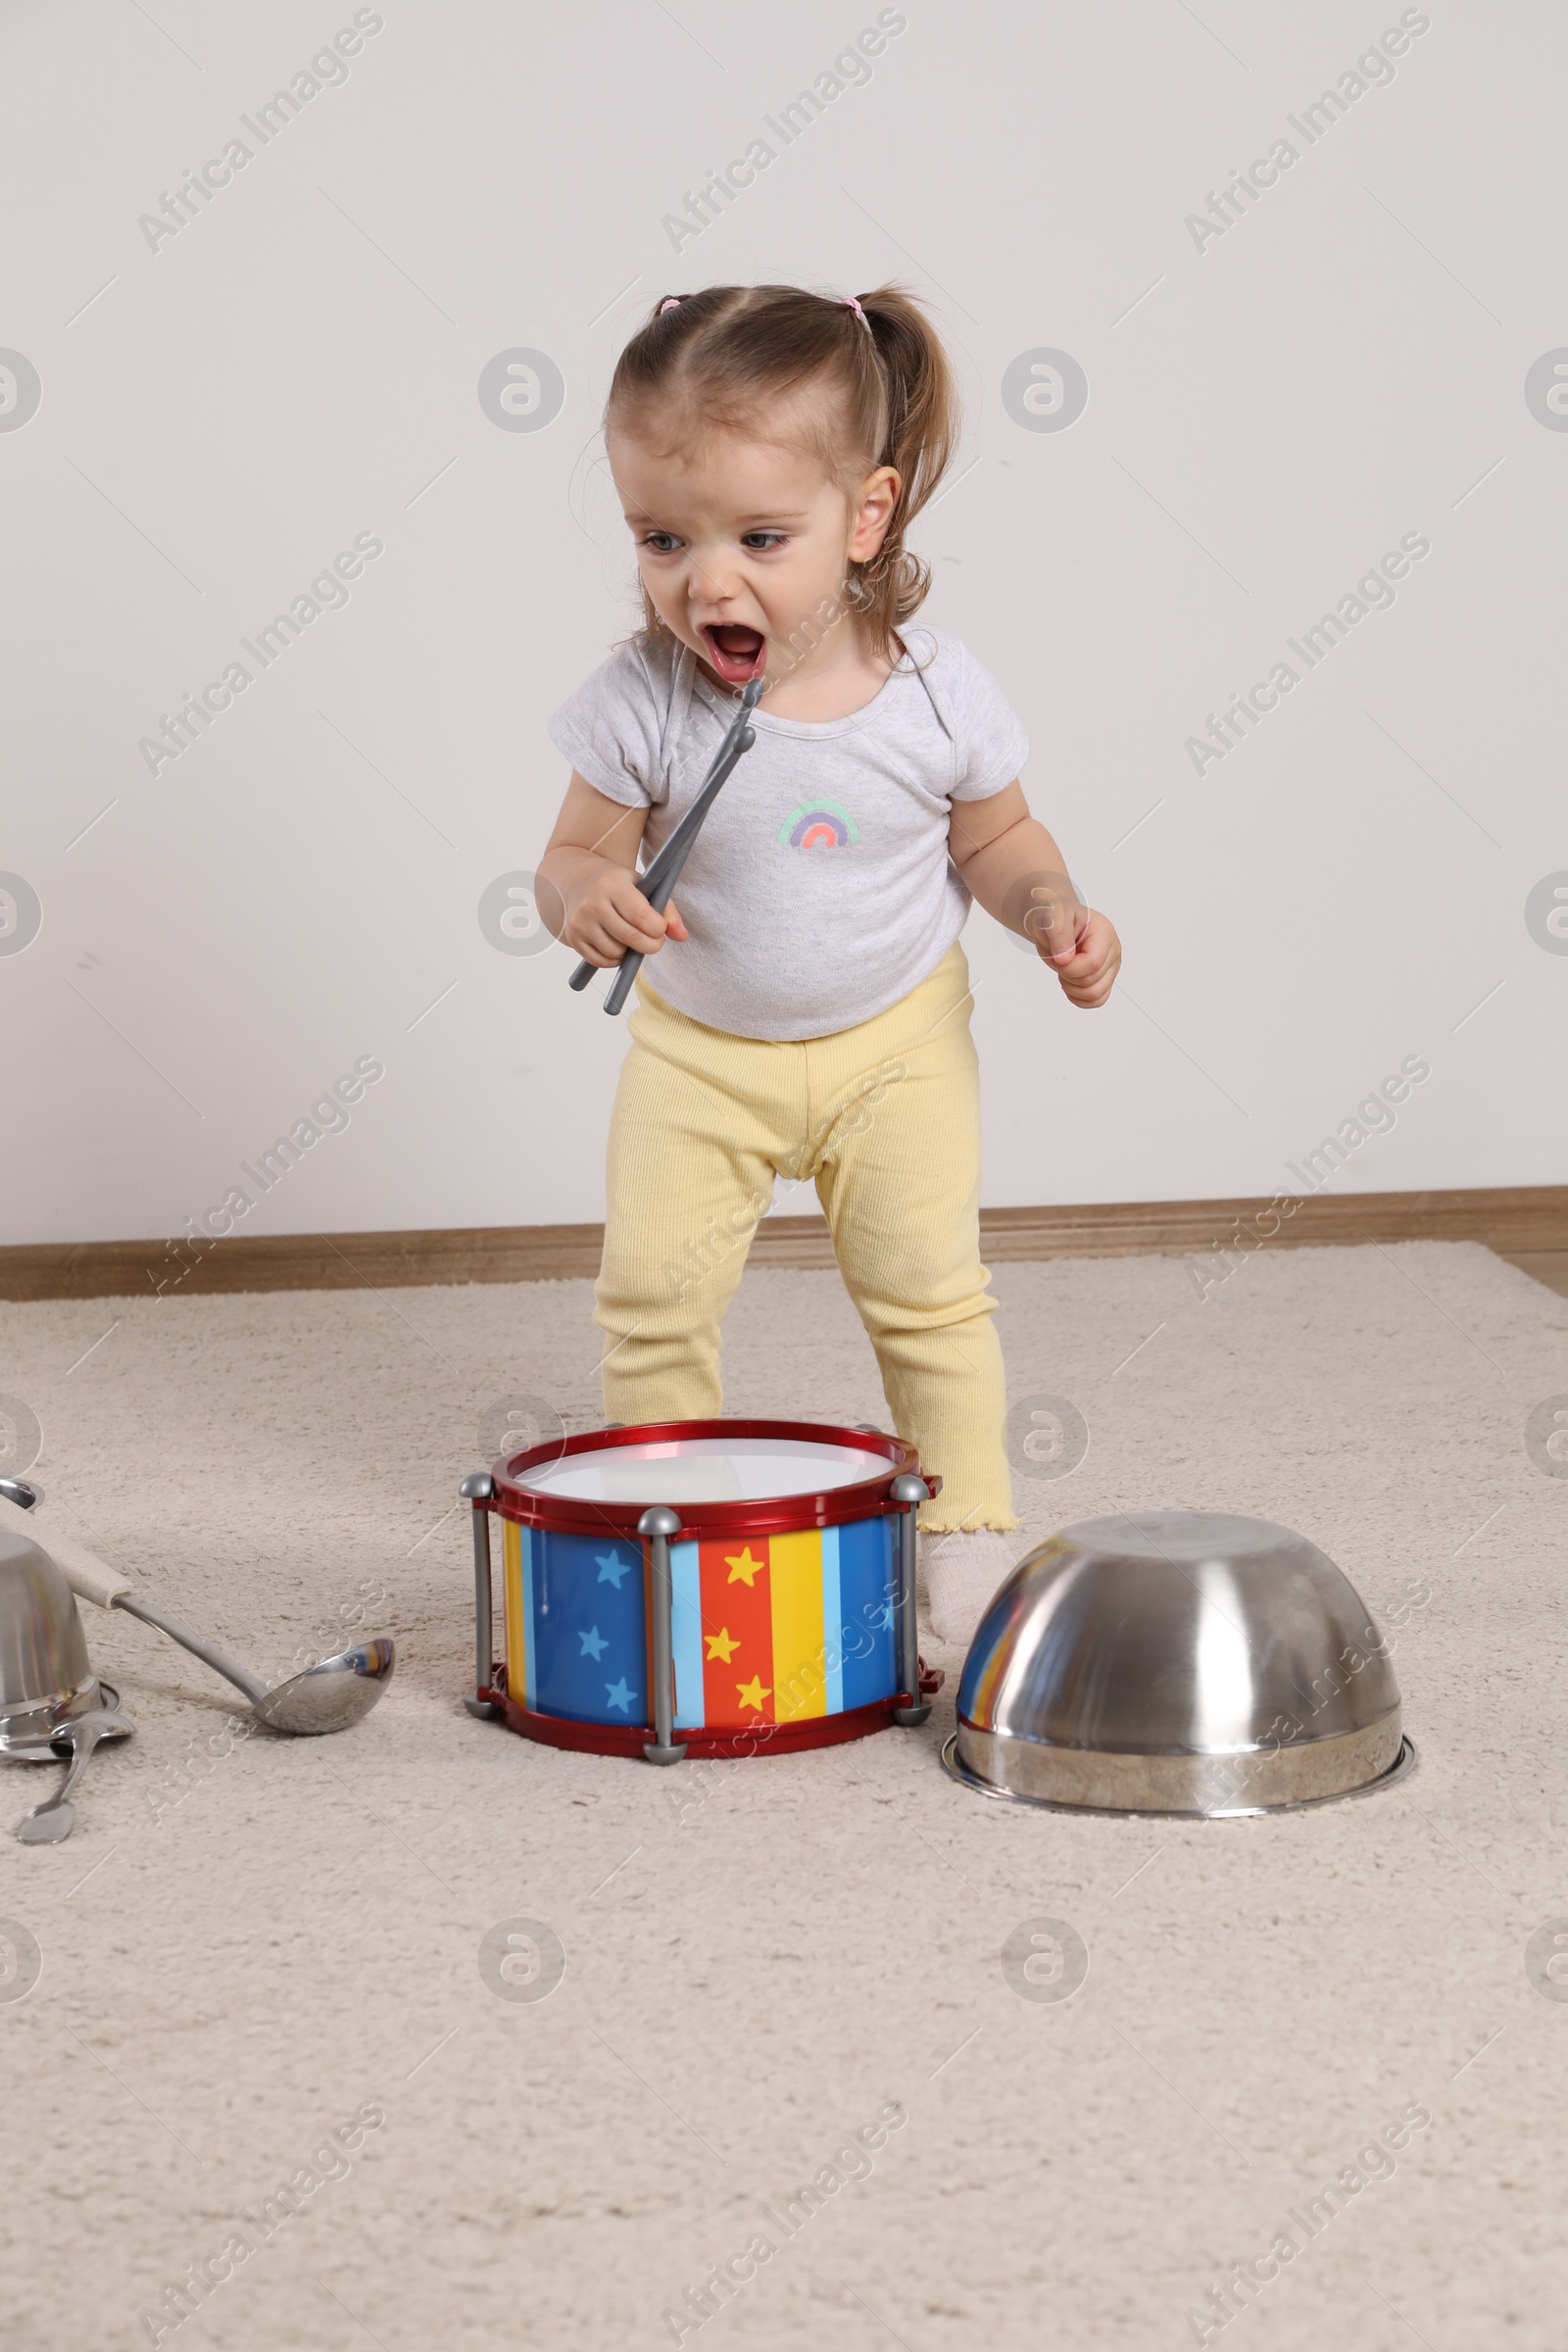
[943,1510,1415,1816]
[0,1526,115,1754]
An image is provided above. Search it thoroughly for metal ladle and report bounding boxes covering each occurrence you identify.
[0,1482,393,1737]
[112,1593,394,1735]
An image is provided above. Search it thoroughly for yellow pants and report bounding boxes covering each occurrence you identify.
[595,940,1018,1534]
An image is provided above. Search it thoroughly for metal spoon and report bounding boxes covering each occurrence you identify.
[15,1705,132,1843]
[0,1484,393,1736]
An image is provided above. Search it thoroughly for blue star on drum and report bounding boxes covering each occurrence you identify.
[498,1528,648,1724]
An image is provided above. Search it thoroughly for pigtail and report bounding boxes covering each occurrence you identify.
[845,284,958,661]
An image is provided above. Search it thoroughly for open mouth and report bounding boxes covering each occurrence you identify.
[701,623,766,684]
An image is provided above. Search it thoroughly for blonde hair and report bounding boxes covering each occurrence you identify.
[605,281,958,664]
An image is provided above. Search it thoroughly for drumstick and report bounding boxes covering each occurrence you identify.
[599,710,758,1016]
[568,673,764,1012]
[567,674,762,1003]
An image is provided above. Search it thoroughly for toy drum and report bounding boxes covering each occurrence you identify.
[459,1420,941,1762]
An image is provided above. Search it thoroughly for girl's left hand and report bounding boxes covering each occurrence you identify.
[1036,901,1121,1008]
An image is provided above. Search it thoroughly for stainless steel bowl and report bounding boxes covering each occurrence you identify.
[945,1510,1414,1816]
[0,1526,113,1754]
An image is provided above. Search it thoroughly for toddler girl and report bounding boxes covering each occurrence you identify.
[539,282,1120,1644]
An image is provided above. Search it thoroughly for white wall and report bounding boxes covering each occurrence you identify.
[2,0,1562,1248]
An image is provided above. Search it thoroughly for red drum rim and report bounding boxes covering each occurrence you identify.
[487,1416,935,1539]
[477,1658,945,1758]
[480,1677,916,1760]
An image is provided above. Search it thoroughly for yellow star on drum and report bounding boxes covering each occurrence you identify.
[725,1546,765,1587]
[705,1628,740,1663]
[735,1676,770,1713]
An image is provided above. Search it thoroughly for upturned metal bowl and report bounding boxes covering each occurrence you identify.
[944,1510,1414,1816]
[0,1526,114,1754]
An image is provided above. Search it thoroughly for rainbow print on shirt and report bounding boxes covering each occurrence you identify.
[779,800,859,849]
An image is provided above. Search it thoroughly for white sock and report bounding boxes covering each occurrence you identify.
[921,1529,1021,1648]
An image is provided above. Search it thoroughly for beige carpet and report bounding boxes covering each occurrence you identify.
[3,1239,1567,2351]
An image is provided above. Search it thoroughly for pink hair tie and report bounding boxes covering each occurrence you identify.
[844,294,871,329]
[661,296,681,314]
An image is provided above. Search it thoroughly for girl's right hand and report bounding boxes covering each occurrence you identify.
[564,863,687,967]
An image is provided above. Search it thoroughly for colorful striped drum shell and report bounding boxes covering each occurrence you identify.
[479,1419,936,1760]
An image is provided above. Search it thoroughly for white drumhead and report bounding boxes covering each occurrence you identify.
[514,1435,889,1506]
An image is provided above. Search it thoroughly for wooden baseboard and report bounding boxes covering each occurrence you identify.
[1506,1250,1568,1298]
[1,1186,1565,1303]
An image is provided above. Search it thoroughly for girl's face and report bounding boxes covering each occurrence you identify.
[608,415,899,691]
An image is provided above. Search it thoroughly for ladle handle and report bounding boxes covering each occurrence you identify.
[112,1594,270,1708]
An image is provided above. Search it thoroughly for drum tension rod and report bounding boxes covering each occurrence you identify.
[461,1472,504,1721]
[639,1507,688,1765]
[889,1474,932,1727]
